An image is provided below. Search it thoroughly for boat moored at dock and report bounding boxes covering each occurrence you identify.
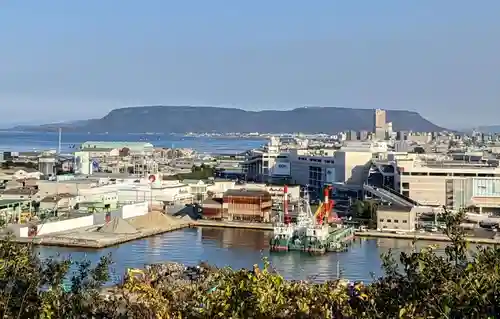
[270,185,355,254]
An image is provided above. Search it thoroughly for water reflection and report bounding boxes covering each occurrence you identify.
[33,227,484,284]
[202,228,271,251]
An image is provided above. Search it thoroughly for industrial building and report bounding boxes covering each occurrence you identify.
[376,205,417,232]
[79,141,154,155]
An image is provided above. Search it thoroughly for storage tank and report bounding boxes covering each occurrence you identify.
[38,156,56,177]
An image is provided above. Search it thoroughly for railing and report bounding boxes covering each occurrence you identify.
[381,185,420,206]
[363,184,415,208]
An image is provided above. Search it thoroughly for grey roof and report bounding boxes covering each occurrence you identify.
[224,189,270,197]
[378,204,413,213]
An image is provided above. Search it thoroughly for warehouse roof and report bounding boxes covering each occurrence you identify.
[224,189,270,197]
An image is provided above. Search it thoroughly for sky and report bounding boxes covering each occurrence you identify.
[1,1,499,129]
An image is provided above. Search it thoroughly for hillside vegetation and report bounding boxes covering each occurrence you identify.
[1,210,496,318]
[12,105,446,134]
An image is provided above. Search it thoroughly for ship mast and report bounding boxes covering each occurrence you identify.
[283,184,291,224]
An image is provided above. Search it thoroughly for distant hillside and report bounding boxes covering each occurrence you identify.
[10,119,99,132]
[11,106,447,133]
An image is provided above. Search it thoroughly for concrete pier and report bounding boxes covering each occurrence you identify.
[356,230,500,245]
[9,211,193,249]
[28,223,190,249]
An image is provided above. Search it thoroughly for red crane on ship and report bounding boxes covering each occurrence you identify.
[315,185,341,225]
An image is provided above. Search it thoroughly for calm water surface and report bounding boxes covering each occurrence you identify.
[34,227,456,284]
[0,131,264,153]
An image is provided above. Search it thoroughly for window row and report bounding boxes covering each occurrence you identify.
[379,219,408,223]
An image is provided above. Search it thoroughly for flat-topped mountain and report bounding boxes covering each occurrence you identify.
[12,106,447,133]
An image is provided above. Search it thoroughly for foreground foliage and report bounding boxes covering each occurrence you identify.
[1,210,500,318]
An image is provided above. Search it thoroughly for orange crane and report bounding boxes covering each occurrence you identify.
[314,185,340,225]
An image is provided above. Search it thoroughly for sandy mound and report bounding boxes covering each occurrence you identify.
[180,215,193,222]
[98,217,138,234]
[128,211,187,230]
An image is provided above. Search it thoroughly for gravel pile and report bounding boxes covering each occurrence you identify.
[98,218,138,234]
[128,211,185,230]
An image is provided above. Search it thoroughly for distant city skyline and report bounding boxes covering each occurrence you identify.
[1,1,500,128]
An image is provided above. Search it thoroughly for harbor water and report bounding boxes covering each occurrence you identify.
[35,227,453,284]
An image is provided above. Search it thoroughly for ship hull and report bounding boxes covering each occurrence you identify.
[269,238,290,252]
[270,227,356,254]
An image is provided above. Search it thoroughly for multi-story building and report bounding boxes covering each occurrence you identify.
[374,109,387,140]
[245,138,388,197]
[214,153,247,178]
[391,154,500,213]
[374,109,386,131]
[244,137,288,182]
[288,141,387,196]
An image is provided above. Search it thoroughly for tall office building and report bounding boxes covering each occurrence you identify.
[374,109,387,140]
[374,109,386,131]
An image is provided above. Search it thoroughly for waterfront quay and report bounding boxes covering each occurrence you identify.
[193,220,500,244]
[358,230,500,245]
[16,222,189,249]
[6,205,193,249]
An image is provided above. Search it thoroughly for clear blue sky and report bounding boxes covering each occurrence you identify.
[1,1,499,128]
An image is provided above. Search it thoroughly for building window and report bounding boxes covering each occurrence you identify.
[402,182,410,189]
[382,225,387,228]
[394,220,399,223]
[387,219,392,223]
[403,220,407,223]
[379,219,384,222]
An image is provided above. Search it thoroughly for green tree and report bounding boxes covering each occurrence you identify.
[350,199,377,222]
[350,199,365,218]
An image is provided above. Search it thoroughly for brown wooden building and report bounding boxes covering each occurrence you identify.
[223,189,272,222]
[201,198,224,220]
[201,189,272,222]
